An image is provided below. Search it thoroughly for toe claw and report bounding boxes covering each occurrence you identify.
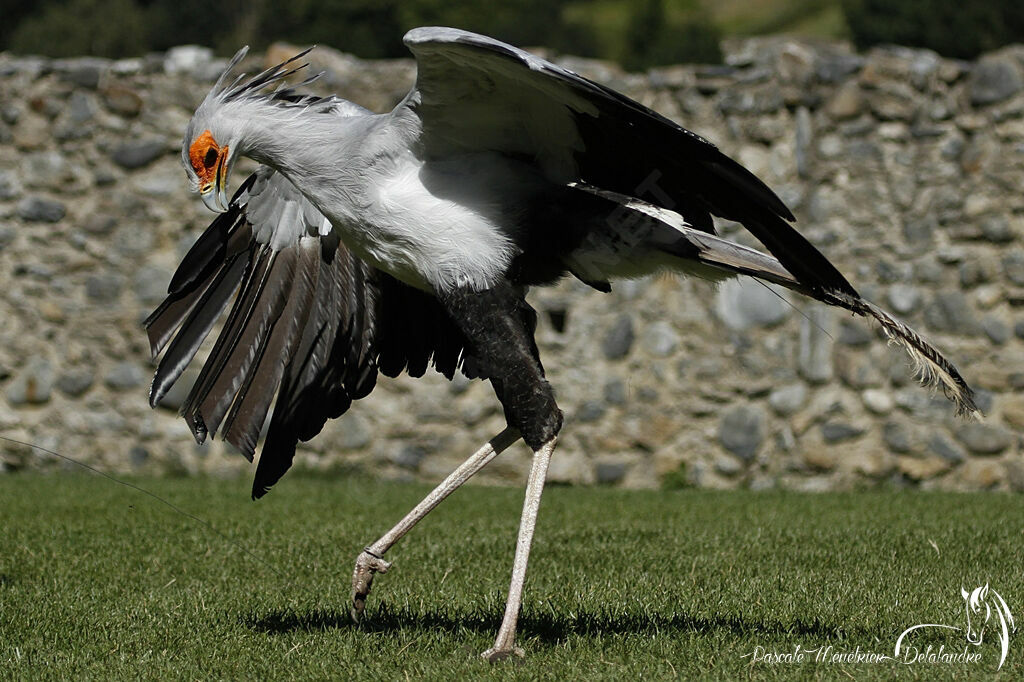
[481,646,525,662]
[351,550,392,622]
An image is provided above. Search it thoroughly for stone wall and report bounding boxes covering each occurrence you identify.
[1,38,1023,491]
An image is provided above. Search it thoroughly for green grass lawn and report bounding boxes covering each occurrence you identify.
[1,473,1021,680]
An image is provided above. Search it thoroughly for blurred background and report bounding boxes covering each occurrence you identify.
[3,0,1024,67]
[0,0,1022,491]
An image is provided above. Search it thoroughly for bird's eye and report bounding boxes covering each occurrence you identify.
[203,147,218,168]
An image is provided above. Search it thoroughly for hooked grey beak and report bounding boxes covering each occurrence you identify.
[200,184,228,213]
[199,149,230,212]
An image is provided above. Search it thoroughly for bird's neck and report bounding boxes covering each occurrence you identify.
[224,100,388,216]
[227,101,342,171]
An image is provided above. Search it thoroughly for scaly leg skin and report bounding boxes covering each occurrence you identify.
[350,427,521,623]
[481,437,556,662]
[351,550,392,622]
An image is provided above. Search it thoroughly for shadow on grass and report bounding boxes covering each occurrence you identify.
[247,603,865,643]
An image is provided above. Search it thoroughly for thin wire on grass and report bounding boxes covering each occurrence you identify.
[0,434,293,585]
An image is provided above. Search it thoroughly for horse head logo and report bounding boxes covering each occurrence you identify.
[896,584,1015,670]
[961,584,1015,668]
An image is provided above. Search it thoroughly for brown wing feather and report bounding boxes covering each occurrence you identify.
[223,238,320,458]
[148,170,474,497]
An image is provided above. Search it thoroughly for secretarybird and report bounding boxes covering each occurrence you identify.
[145,27,978,660]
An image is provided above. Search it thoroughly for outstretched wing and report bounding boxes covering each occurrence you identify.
[401,27,856,298]
[145,167,470,498]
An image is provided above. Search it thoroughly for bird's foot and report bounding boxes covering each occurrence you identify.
[350,549,391,622]
[481,646,525,663]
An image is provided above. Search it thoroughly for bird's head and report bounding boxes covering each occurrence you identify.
[184,122,234,213]
[181,47,250,213]
[182,45,322,213]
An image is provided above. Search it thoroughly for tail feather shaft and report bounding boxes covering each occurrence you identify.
[685,229,979,419]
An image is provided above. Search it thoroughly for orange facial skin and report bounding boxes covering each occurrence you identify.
[188,130,228,188]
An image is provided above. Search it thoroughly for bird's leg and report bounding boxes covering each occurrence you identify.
[435,282,563,661]
[351,426,521,622]
[481,436,556,662]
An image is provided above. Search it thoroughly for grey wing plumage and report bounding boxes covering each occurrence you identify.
[401,28,979,418]
[145,168,471,498]
[402,27,856,298]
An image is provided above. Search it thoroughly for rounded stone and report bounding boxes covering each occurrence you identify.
[17,196,66,222]
[575,400,606,423]
[928,433,966,463]
[85,274,123,303]
[1005,461,1024,493]
[862,389,894,415]
[68,91,96,125]
[595,460,628,484]
[1003,396,1024,431]
[637,386,659,403]
[601,314,634,360]
[718,404,765,461]
[768,383,807,416]
[883,421,911,453]
[923,292,981,336]
[798,307,834,384]
[958,460,1002,489]
[23,151,68,188]
[104,362,145,390]
[133,266,172,305]
[56,370,94,397]
[715,278,790,331]
[981,216,1014,243]
[955,423,1014,455]
[82,214,116,235]
[110,139,166,169]
[391,445,425,470]
[164,45,216,77]
[898,456,949,481]
[336,413,372,450]
[0,225,16,249]
[642,321,680,357]
[547,449,586,484]
[6,358,54,405]
[825,81,864,120]
[838,320,872,347]
[981,317,1010,346]
[820,421,864,444]
[130,446,150,467]
[887,284,921,315]
[101,85,143,117]
[715,455,743,476]
[968,58,1024,106]
[54,57,109,89]
[603,379,627,406]
[0,169,23,200]
[1004,251,1024,286]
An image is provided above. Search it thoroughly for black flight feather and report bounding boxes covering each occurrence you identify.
[198,248,295,443]
[180,247,271,442]
[147,169,484,496]
[167,174,255,295]
[144,284,212,360]
[149,250,249,407]
[223,239,320,458]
